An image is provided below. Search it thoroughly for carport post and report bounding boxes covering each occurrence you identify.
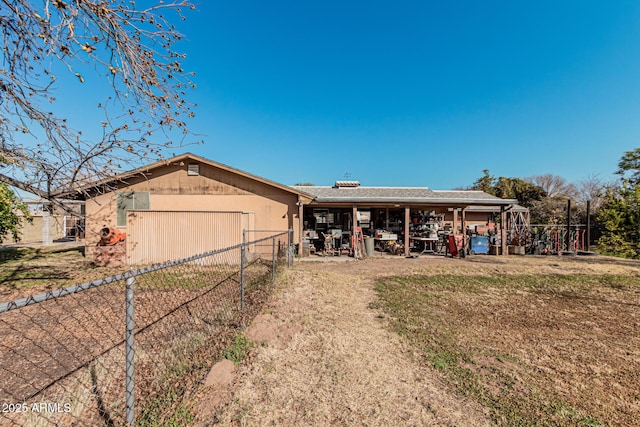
[385,207,390,229]
[352,205,358,254]
[453,209,458,234]
[288,227,293,267]
[298,198,304,250]
[500,206,507,256]
[404,206,410,256]
[125,276,135,426]
[461,208,467,254]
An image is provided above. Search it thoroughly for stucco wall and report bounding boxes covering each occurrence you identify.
[441,211,496,231]
[84,161,300,257]
[1,215,67,244]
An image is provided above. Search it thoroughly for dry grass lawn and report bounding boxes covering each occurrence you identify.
[0,245,125,303]
[198,254,640,426]
[203,259,491,426]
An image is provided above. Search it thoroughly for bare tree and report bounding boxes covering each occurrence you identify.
[526,174,577,199]
[576,174,608,212]
[0,0,199,205]
[525,174,577,224]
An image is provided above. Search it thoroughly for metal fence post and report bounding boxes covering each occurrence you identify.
[125,276,135,427]
[272,236,276,284]
[241,229,246,311]
[288,227,293,267]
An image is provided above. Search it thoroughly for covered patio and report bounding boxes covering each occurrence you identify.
[293,181,521,257]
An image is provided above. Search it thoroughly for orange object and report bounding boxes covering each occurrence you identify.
[476,226,489,235]
[99,227,126,246]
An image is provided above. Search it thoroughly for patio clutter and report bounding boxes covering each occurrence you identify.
[301,206,505,258]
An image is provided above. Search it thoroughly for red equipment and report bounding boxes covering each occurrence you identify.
[448,234,465,258]
[99,227,126,246]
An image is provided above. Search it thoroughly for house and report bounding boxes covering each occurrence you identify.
[67,153,312,264]
[1,199,84,245]
[62,153,523,263]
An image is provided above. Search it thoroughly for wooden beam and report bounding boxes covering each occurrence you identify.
[385,207,389,229]
[352,205,358,250]
[404,206,410,256]
[453,209,458,234]
[298,197,304,248]
[461,208,466,254]
[500,206,507,256]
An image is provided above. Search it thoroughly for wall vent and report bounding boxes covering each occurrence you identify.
[187,163,200,176]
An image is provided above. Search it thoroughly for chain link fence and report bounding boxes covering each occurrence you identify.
[0,230,293,426]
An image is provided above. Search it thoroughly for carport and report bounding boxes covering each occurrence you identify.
[293,181,520,256]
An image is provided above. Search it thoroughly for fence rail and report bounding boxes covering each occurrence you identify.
[0,229,293,426]
[507,224,591,254]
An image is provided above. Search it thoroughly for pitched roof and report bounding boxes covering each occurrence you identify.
[56,153,314,200]
[292,186,518,205]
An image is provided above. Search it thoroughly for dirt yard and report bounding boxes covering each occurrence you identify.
[196,254,640,426]
[2,249,638,425]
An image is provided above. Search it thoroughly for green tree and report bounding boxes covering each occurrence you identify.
[595,148,640,258]
[596,183,640,258]
[0,184,31,243]
[616,148,640,185]
[493,177,546,205]
[471,170,551,223]
[471,170,546,206]
[471,169,496,194]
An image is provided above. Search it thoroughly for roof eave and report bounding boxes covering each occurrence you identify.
[52,152,313,200]
[311,197,519,205]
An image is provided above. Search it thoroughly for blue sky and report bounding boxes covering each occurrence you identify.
[44,1,640,189]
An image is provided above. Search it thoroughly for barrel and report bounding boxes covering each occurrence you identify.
[364,236,375,257]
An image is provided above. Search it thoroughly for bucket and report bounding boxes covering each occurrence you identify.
[364,236,375,257]
[301,239,310,257]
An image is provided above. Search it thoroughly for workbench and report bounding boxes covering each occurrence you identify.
[374,233,398,252]
[410,236,439,254]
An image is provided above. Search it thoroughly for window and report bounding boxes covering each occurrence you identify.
[116,192,150,226]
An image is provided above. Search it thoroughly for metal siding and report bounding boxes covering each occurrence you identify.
[126,211,243,265]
